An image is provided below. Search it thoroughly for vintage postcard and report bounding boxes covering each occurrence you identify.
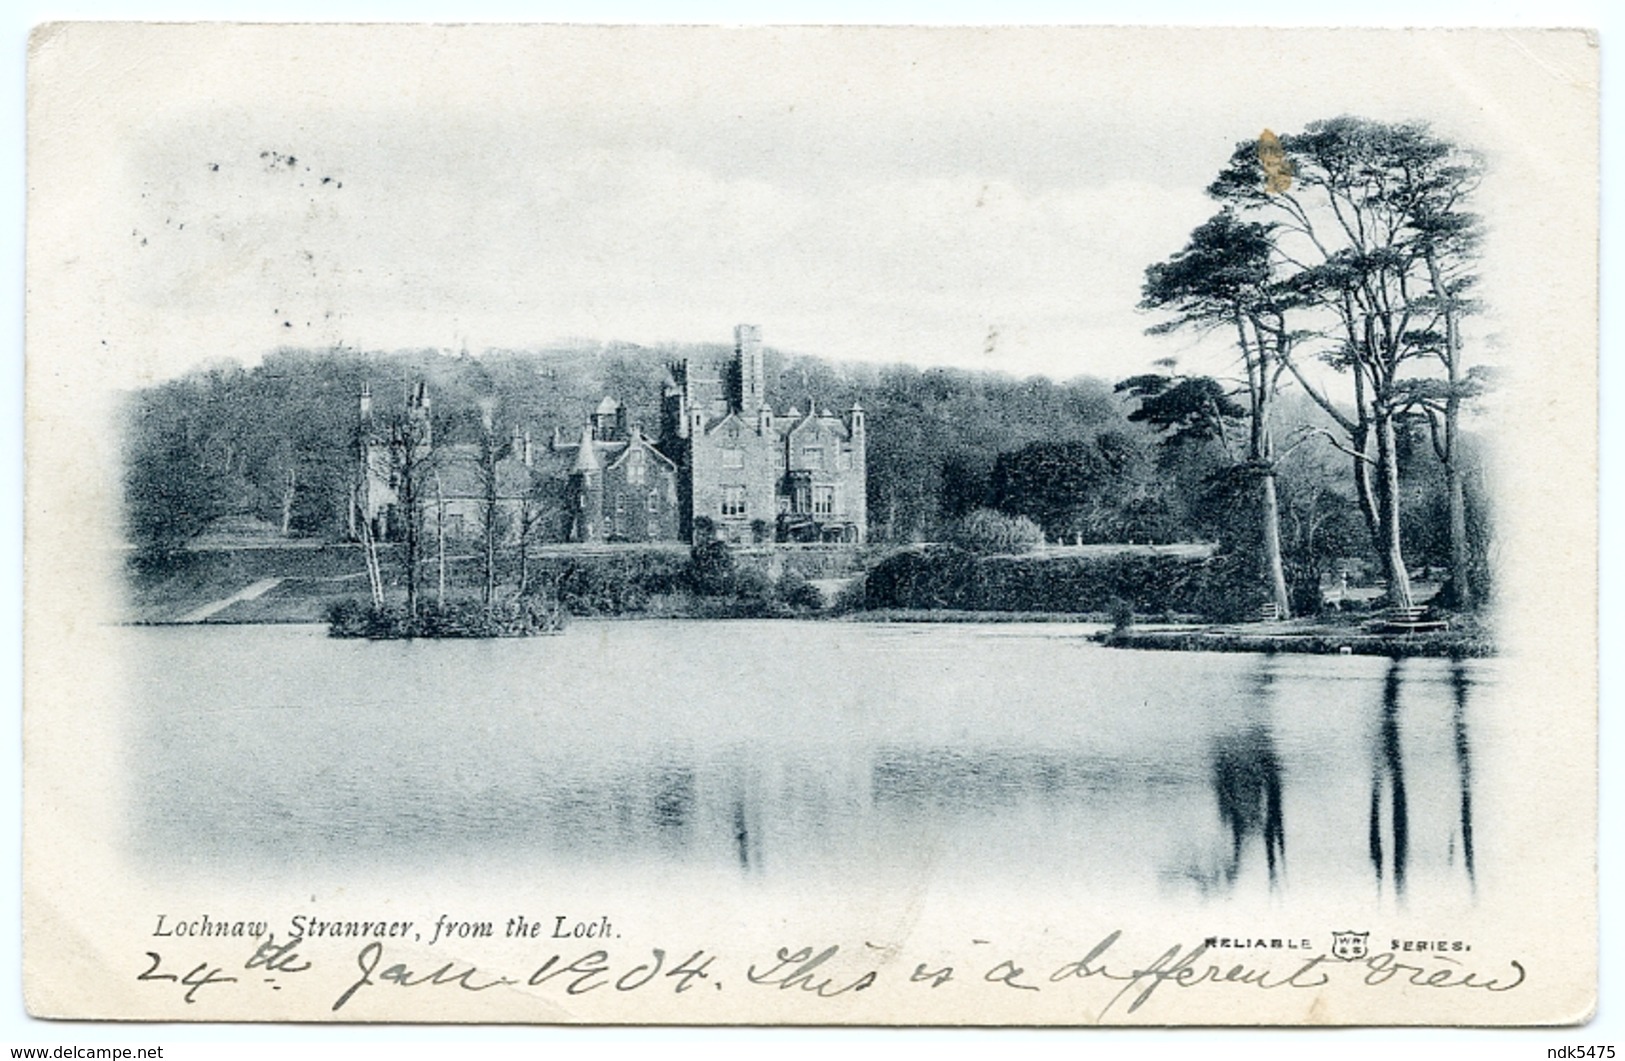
[22,24,1598,1024]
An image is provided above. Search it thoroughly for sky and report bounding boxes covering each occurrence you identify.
[28,24,1580,389]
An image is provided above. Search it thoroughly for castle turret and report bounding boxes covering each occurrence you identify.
[593,396,627,441]
[570,425,604,542]
[735,324,765,414]
[846,400,867,543]
[572,426,601,474]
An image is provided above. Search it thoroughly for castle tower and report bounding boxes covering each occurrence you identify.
[569,425,604,541]
[663,361,693,441]
[735,324,765,414]
[848,400,867,543]
[593,396,626,441]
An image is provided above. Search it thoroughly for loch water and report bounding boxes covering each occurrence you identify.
[125,620,1491,901]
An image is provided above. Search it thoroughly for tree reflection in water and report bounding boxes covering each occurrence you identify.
[1451,660,1476,893]
[1370,659,1410,900]
[1209,658,1286,889]
[125,624,1488,895]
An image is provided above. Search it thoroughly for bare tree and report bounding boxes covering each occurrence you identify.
[364,382,437,617]
[475,400,514,608]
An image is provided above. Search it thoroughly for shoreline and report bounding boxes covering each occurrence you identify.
[120,607,1494,658]
[1098,625,1495,659]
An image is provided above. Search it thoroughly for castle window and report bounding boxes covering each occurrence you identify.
[627,449,646,485]
[614,493,625,516]
[722,447,744,469]
[647,490,659,513]
[838,447,853,470]
[802,445,824,467]
[721,486,747,518]
[814,486,835,516]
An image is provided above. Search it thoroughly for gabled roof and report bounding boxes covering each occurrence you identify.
[605,428,678,472]
[783,408,851,441]
[703,410,747,436]
[571,427,601,472]
[551,426,649,477]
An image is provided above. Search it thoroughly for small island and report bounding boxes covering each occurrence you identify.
[325,596,566,639]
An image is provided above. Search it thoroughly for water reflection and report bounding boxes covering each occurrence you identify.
[871,749,1185,809]
[1452,661,1477,892]
[1209,660,1286,889]
[1370,659,1410,899]
[124,623,1489,898]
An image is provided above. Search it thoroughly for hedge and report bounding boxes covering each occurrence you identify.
[863,546,1258,620]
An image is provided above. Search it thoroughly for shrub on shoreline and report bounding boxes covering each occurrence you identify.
[947,509,1045,555]
[326,596,567,639]
[775,570,825,611]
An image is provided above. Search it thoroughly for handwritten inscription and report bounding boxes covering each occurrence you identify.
[134,929,1527,1017]
[137,951,239,1004]
[334,941,515,1012]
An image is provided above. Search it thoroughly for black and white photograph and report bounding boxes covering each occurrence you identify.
[19,22,1599,1030]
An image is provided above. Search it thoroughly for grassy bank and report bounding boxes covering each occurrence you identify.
[123,542,848,625]
[125,544,375,623]
[1098,620,1495,659]
[846,608,1131,624]
[123,543,1494,659]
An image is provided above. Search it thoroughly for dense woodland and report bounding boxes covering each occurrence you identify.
[124,340,1146,550]
[123,117,1497,618]
[123,335,1486,613]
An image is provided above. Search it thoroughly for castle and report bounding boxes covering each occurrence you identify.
[356,325,867,547]
[547,398,684,544]
[554,325,867,545]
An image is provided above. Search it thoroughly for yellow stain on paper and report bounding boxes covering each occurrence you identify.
[1258,129,1293,194]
